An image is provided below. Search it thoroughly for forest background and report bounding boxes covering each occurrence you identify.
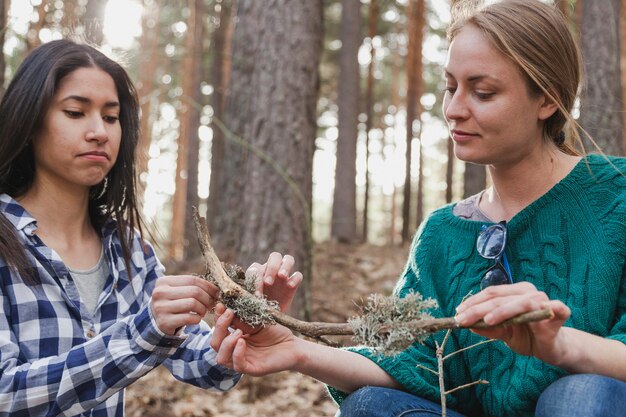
[0,0,624,415]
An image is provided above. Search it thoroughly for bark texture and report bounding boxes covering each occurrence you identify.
[579,0,624,156]
[213,0,322,318]
[331,0,360,243]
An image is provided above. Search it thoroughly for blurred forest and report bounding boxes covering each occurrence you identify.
[1,0,625,415]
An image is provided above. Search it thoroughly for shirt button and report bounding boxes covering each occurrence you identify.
[86,330,95,338]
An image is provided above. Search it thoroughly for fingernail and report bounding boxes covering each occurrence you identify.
[456,304,465,314]
[279,269,287,277]
[288,279,297,288]
[484,313,494,325]
[455,313,466,325]
[264,276,274,285]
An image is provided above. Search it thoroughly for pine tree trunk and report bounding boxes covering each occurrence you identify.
[621,0,626,153]
[331,0,360,243]
[0,0,7,96]
[402,0,423,241]
[207,0,235,233]
[413,0,425,228]
[183,0,205,260]
[362,0,378,243]
[25,0,51,53]
[170,0,204,260]
[213,0,322,318]
[579,0,624,156]
[136,0,160,198]
[463,163,486,198]
[84,0,106,46]
[445,139,454,203]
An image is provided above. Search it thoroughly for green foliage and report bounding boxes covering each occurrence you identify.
[349,291,438,355]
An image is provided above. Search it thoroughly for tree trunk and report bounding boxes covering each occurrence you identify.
[402,0,424,241]
[463,163,486,198]
[207,0,235,233]
[621,0,626,153]
[331,0,360,243]
[0,0,7,96]
[362,0,378,243]
[183,0,206,260]
[555,0,569,16]
[445,138,454,203]
[170,0,204,260]
[579,0,624,156]
[388,47,401,246]
[25,0,51,53]
[84,0,106,46]
[213,0,322,319]
[136,0,160,198]
[413,0,425,228]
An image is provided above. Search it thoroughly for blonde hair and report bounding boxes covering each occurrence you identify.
[449,0,583,156]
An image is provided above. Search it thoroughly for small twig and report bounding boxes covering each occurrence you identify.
[416,363,439,376]
[444,339,496,361]
[445,379,489,395]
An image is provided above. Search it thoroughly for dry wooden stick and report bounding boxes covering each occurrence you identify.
[192,208,554,340]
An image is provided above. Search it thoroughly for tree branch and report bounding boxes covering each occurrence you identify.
[192,208,555,341]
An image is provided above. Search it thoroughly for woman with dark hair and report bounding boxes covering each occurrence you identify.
[0,39,300,416]
[211,1,626,417]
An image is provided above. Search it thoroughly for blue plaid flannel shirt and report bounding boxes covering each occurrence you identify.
[0,194,241,416]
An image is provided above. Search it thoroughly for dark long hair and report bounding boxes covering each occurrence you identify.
[0,39,144,283]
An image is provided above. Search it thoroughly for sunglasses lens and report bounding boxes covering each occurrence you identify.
[476,224,506,259]
[480,266,511,290]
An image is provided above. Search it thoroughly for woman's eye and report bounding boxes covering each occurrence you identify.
[475,91,495,100]
[63,110,83,118]
[444,86,457,95]
[103,115,119,124]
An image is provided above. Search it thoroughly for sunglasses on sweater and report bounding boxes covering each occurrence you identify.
[476,221,514,290]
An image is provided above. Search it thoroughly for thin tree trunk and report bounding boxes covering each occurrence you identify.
[213,0,322,319]
[170,0,204,260]
[555,0,569,16]
[25,0,51,53]
[402,0,423,241]
[362,0,378,243]
[331,0,361,243]
[579,0,623,155]
[413,0,425,228]
[389,47,401,246]
[207,0,235,233]
[60,0,79,37]
[445,139,454,203]
[463,163,486,198]
[136,0,160,198]
[84,0,106,46]
[0,0,7,96]
[183,0,206,260]
[621,0,626,153]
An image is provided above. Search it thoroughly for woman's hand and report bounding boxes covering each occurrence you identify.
[210,303,300,375]
[248,252,303,311]
[454,282,571,363]
[150,275,220,335]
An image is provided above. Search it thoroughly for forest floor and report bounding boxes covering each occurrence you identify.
[125,242,411,417]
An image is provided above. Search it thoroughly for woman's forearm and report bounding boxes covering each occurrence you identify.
[292,338,401,394]
[552,328,626,381]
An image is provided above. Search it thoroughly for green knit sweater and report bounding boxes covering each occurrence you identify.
[329,154,626,417]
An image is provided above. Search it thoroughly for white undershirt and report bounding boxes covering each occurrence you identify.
[68,248,109,314]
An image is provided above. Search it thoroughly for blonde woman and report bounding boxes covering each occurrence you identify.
[210,1,626,416]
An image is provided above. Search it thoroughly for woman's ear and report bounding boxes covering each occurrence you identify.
[538,94,559,121]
